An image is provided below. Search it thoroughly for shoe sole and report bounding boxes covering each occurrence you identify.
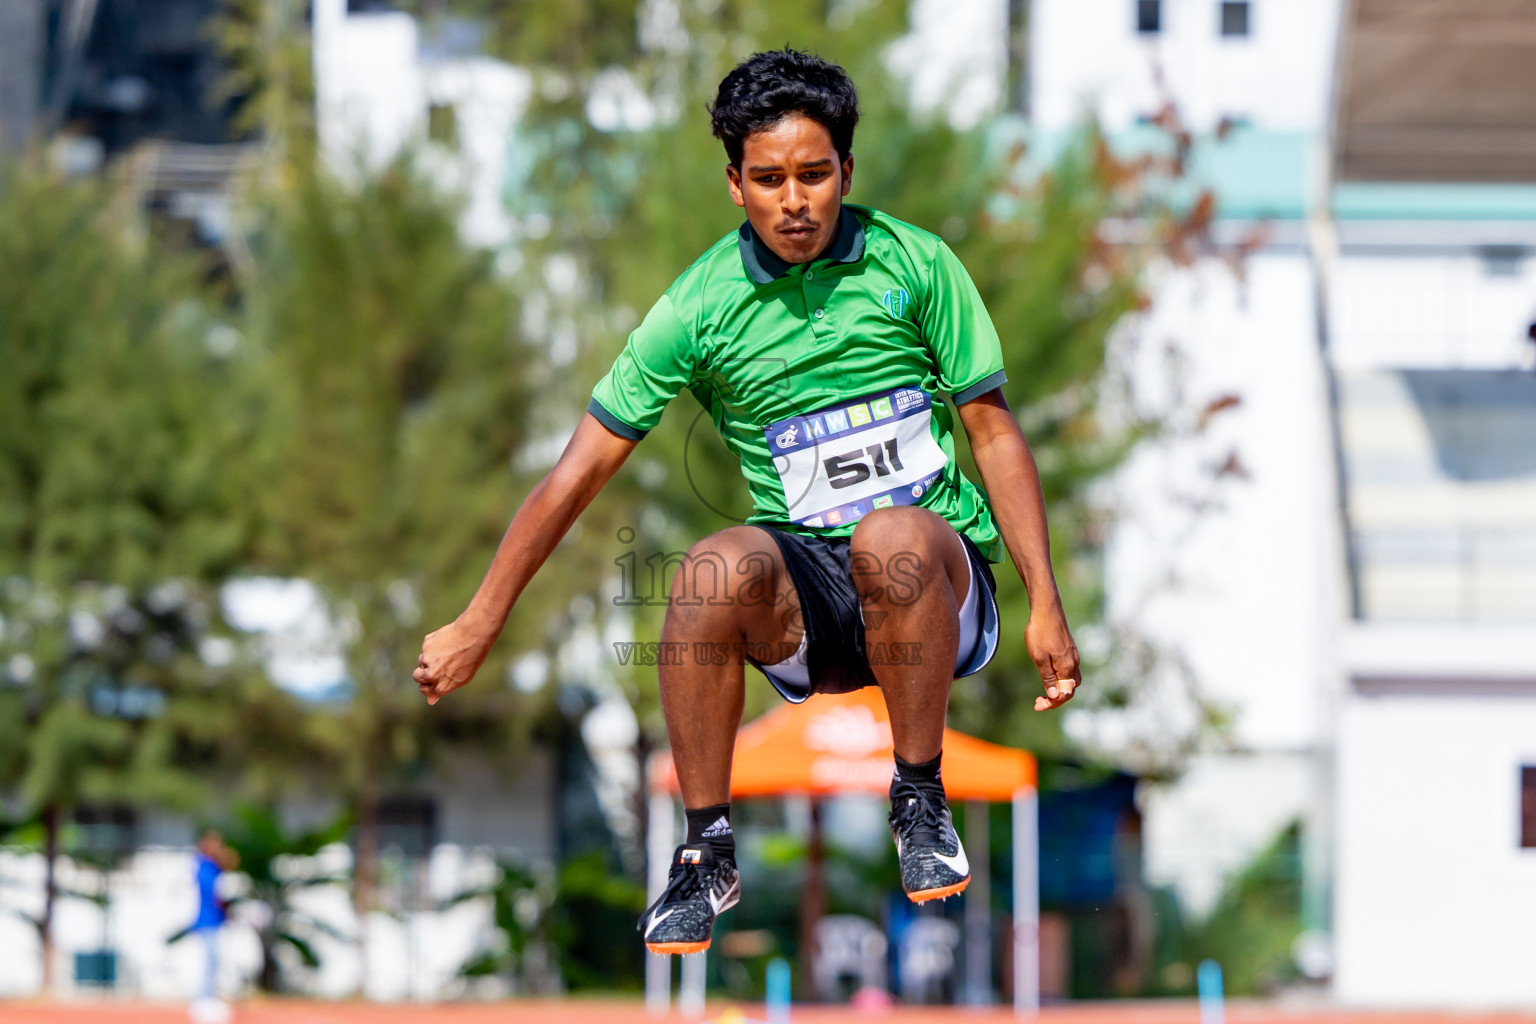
[643,890,740,956]
[907,876,971,903]
[646,939,712,955]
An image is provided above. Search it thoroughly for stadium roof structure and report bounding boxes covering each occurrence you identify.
[647,686,1035,801]
[1335,0,1536,183]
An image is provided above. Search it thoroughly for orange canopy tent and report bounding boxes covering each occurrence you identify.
[644,689,1040,1017]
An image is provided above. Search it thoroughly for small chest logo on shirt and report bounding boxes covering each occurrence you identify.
[881,288,910,319]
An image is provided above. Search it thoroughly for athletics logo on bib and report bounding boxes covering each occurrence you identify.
[765,387,946,527]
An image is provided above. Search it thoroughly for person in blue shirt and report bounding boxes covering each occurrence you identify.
[190,830,237,1003]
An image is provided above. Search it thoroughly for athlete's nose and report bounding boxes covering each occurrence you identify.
[783,178,809,216]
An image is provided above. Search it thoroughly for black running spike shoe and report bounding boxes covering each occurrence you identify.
[638,844,741,954]
[889,777,971,902]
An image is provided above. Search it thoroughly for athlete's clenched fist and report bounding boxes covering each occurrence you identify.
[414,619,493,705]
[1025,603,1081,712]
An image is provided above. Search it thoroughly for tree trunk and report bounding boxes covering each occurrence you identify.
[1006,0,1030,115]
[629,729,653,876]
[352,776,380,995]
[797,797,826,998]
[258,925,282,992]
[40,803,60,994]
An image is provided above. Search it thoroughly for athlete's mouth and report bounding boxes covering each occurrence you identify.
[779,223,817,239]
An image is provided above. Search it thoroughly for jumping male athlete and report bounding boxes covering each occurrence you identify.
[414,49,1081,956]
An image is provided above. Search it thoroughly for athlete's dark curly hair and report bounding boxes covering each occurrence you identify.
[710,49,860,167]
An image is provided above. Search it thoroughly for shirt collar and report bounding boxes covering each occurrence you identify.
[737,206,866,285]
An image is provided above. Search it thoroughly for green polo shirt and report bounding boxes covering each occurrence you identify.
[589,203,1007,562]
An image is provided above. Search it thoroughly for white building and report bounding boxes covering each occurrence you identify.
[1031,0,1345,933]
[1323,0,1536,1006]
[1037,0,1536,1005]
[311,0,530,248]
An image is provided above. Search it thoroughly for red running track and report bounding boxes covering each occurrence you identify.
[3,1001,1535,1024]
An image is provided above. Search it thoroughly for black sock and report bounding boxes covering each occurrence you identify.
[892,752,943,793]
[684,803,734,861]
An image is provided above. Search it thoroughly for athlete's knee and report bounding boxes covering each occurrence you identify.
[661,528,756,606]
[851,509,953,607]
[851,506,946,570]
[662,527,779,632]
[851,506,947,557]
[662,540,732,609]
[860,509,964,614]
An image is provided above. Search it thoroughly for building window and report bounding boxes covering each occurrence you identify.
[1480,245,1526,278]
[1221,1,1251,37]
[377,795,437,859]
[1522,767,1536,848]
[1137,0,1162,35]
[428,104,458,147]
[74,806,137,857]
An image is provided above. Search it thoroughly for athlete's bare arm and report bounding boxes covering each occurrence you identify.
[414,413,639,704]
[957,388,1081,712]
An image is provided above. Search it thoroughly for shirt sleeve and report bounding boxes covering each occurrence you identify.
[588,293,698,440]
[919,241,1008,404]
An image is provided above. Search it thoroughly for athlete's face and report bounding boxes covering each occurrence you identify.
[727,114,854,265]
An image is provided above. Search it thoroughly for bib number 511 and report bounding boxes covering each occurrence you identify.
[823,439,906,489]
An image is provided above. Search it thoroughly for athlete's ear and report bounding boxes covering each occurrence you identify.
[840,153,854,197]
[726,164,746,208]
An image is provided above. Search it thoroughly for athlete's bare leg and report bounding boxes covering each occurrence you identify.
[659,526,802,808]
[849,506,971,763]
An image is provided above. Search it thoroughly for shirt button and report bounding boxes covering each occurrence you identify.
[805,271,814,280]
[814,308,825,319]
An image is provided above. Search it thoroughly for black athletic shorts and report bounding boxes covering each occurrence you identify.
[747,525,1001,703]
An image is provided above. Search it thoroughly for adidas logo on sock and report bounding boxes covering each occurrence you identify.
[893,768,942,782]
[700,815,732,838]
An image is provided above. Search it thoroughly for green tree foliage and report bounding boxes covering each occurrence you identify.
[449,859,558,992]
[1149,821,1304,996]
[235,153,538,925]
[212,0,575,945]
[450,851,646,994]
[0,161,294,986]
[211,0,316,158]
[1186,820,1304,994]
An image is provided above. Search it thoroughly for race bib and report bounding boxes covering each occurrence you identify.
[765,387,947,527]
